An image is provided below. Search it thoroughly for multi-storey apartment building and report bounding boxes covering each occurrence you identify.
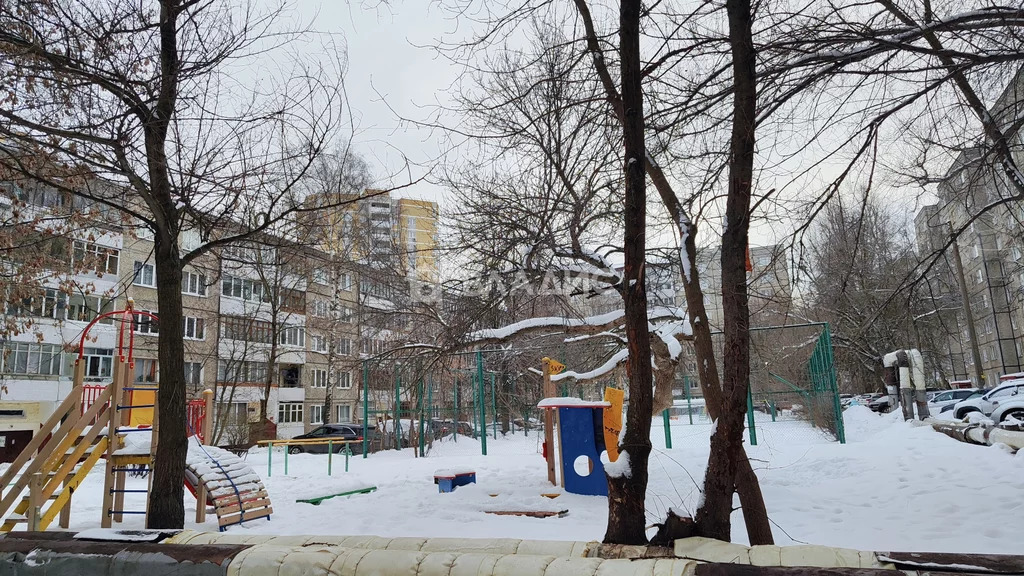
[0,184,383,454]
[915,67,1024,386]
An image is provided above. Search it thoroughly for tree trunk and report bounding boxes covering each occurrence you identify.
[679,192,774,545]
[574,0,771,544]
[149,231,187,529]
[693,0,758,542]
[604,0,654,546]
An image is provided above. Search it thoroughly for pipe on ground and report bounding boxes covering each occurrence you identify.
[926,418,1024,450]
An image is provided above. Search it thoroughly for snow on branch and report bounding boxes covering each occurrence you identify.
[467,306,688,343]
[468,309,626,341]
[552,348,629,382]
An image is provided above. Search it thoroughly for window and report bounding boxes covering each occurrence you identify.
[182,271,207,296]
[340,273,353,291]
[221,275,270,303]
[220,316,273,344]
[280,326,305,347]
[336,371,352,389]
[184,362,203,388]
[7,288,63,319]
[73,241,119,275]
[1014,246,1022,261]
[183,316,205,340]
[310,335,329,353]
[135,220,154,241]
[336,338,351,356]
[217,360,268,383]
[982,294,990,309]
[312,268,330,285]
[66,294,115,324]
[990,386,1017,399]
[279,288,305,313]
[217,402,248,425]
[133,309,159,335]
[278,402,303,423]
[1,342,63,376]
[311,300,330,318]
[975,269,984,285]
[134,358,158,383]
[336,405,351,423]
[338,306,353,322]
[311,369,328,388]
[133,261,156,287]
[310,404,323,424]
[83,348,113,381]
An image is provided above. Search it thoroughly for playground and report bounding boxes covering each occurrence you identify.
[2,405,1016,554]
[0,316,1020,555]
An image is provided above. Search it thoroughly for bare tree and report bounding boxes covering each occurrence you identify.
[0,0,357,527]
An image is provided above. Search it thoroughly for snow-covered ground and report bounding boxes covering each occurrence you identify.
[14,406,1023,553]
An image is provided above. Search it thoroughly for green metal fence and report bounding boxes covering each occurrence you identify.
[357,349,551,458]
[661,322,846,448]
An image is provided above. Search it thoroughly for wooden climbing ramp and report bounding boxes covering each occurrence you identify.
[185,439,272,531]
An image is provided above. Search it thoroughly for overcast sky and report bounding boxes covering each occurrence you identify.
[292,1,457,205]
[283,1,939,252]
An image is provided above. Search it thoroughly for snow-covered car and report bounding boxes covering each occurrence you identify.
[951,380,1024,423]
[927,388,982,412]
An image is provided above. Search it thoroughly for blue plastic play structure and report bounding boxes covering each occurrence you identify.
[434,470,476,493]
[555,406,608,496]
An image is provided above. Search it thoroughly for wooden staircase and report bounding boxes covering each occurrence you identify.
[0,304,216,532]
[0,361,113,531]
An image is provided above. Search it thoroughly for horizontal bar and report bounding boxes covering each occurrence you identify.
[108,510,147,515]
[109,489,149,494]
[115,428,153,433]
[117,405,155,410]
[121,387,159,391]
[110,468,149,473]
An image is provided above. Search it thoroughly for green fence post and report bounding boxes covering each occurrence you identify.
[471,373,478,439]
[453,377,458,443]
[328,441,333,476]
[362,361,369,459]
[662,409,672,449]
[491,373,497,440]
[684,376,694,425]
[824,324,846,444]
[418,374,425,457]
[284,443,289,476]
[267,442,272,478]
[746,385,758,446]
[394,372,403,451]
[771,399,777,422]
[345,444,350,472]
[476,350,487,456]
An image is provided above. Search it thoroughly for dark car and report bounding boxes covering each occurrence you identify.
[288,423,367,455]
[868,395,893,413]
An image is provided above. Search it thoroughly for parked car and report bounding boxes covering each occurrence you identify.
[868,395,893,413]
[927,388,982,412]
[288,423,367,454]
[940,390,984,413]
[950,380,1024,423]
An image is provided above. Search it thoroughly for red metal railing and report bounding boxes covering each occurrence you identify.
[81,384,107,415]
[187,398,207,442]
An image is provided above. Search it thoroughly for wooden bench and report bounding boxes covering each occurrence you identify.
[433,469,476,493]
